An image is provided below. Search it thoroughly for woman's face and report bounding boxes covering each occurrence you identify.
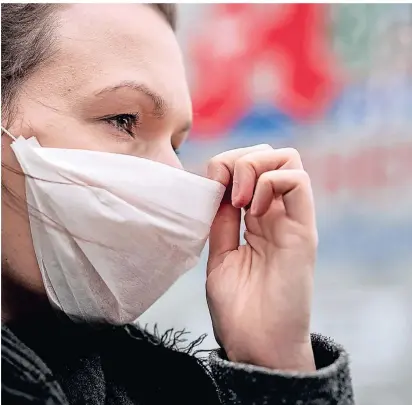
[2,5,192,301]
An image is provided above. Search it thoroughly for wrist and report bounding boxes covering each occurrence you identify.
[226,340,316,372]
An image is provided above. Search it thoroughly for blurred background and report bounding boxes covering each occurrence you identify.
[140,4,412,404]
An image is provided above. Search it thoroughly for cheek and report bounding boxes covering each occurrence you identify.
[2,139,45,294]
[1,135,27,206]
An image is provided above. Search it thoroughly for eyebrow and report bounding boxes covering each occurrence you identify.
[94,80,193,134]
[94,80,167,118]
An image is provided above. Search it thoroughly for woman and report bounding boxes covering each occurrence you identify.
[1,4,354,405]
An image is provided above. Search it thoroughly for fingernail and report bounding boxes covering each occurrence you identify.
[231,180,239,207]
[250,199,258,216]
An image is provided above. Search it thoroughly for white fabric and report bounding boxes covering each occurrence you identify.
[10,136,225,324]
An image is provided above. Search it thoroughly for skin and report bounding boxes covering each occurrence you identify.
[2,4,317,372]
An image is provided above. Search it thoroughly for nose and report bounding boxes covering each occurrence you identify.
[149,143,183,170]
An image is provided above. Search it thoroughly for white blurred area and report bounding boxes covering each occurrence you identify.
[140,4,412,405]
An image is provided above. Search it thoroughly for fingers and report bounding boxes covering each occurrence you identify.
[208,147,304,209]
[251,170,315,226]
[232,148,303,208]
[207,203,241,275]
[207,144,271,187]
[207,146,270,274]
[207,146,315,269]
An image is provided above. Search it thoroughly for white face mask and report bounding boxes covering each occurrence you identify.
[4,129,225,324]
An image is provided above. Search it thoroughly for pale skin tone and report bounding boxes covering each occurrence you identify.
[2,4,316,372]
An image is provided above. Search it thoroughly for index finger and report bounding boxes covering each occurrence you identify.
[207,144,272,186]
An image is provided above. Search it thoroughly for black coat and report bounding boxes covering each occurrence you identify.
[1,311,354,404]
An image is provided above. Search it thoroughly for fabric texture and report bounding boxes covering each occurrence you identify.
[1,312,355,405]
[11,135,225,324]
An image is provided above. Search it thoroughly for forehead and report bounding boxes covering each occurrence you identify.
[43,4,191,112]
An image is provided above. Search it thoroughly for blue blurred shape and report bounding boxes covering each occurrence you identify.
[327,84,368,128]
[231,104,296,138]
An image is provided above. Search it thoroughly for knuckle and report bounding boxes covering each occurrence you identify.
[283,147,301,161]
[208,155,223,168]
[295,169,311,186]
[255,143,272,151]
[259,171,273,184]
[236,153,254,167]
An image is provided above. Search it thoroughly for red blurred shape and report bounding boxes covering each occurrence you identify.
[189,5,252,138]
[189,4,340,137]
[262,4,339,119]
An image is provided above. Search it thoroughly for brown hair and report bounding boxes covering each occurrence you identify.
[1,3,177,124]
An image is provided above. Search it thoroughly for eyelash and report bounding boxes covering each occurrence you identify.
[103,113,140,137]
[102,112,181,155]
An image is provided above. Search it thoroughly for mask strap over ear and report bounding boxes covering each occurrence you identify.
[1,126,17,141]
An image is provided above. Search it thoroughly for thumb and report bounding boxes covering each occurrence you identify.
[207,187,241,276]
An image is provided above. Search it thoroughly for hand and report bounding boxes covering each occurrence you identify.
[206,145,317,372]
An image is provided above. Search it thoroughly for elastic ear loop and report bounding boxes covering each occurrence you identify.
[1,126,17,141]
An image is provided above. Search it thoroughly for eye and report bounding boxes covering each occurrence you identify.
[103,113,140,137]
